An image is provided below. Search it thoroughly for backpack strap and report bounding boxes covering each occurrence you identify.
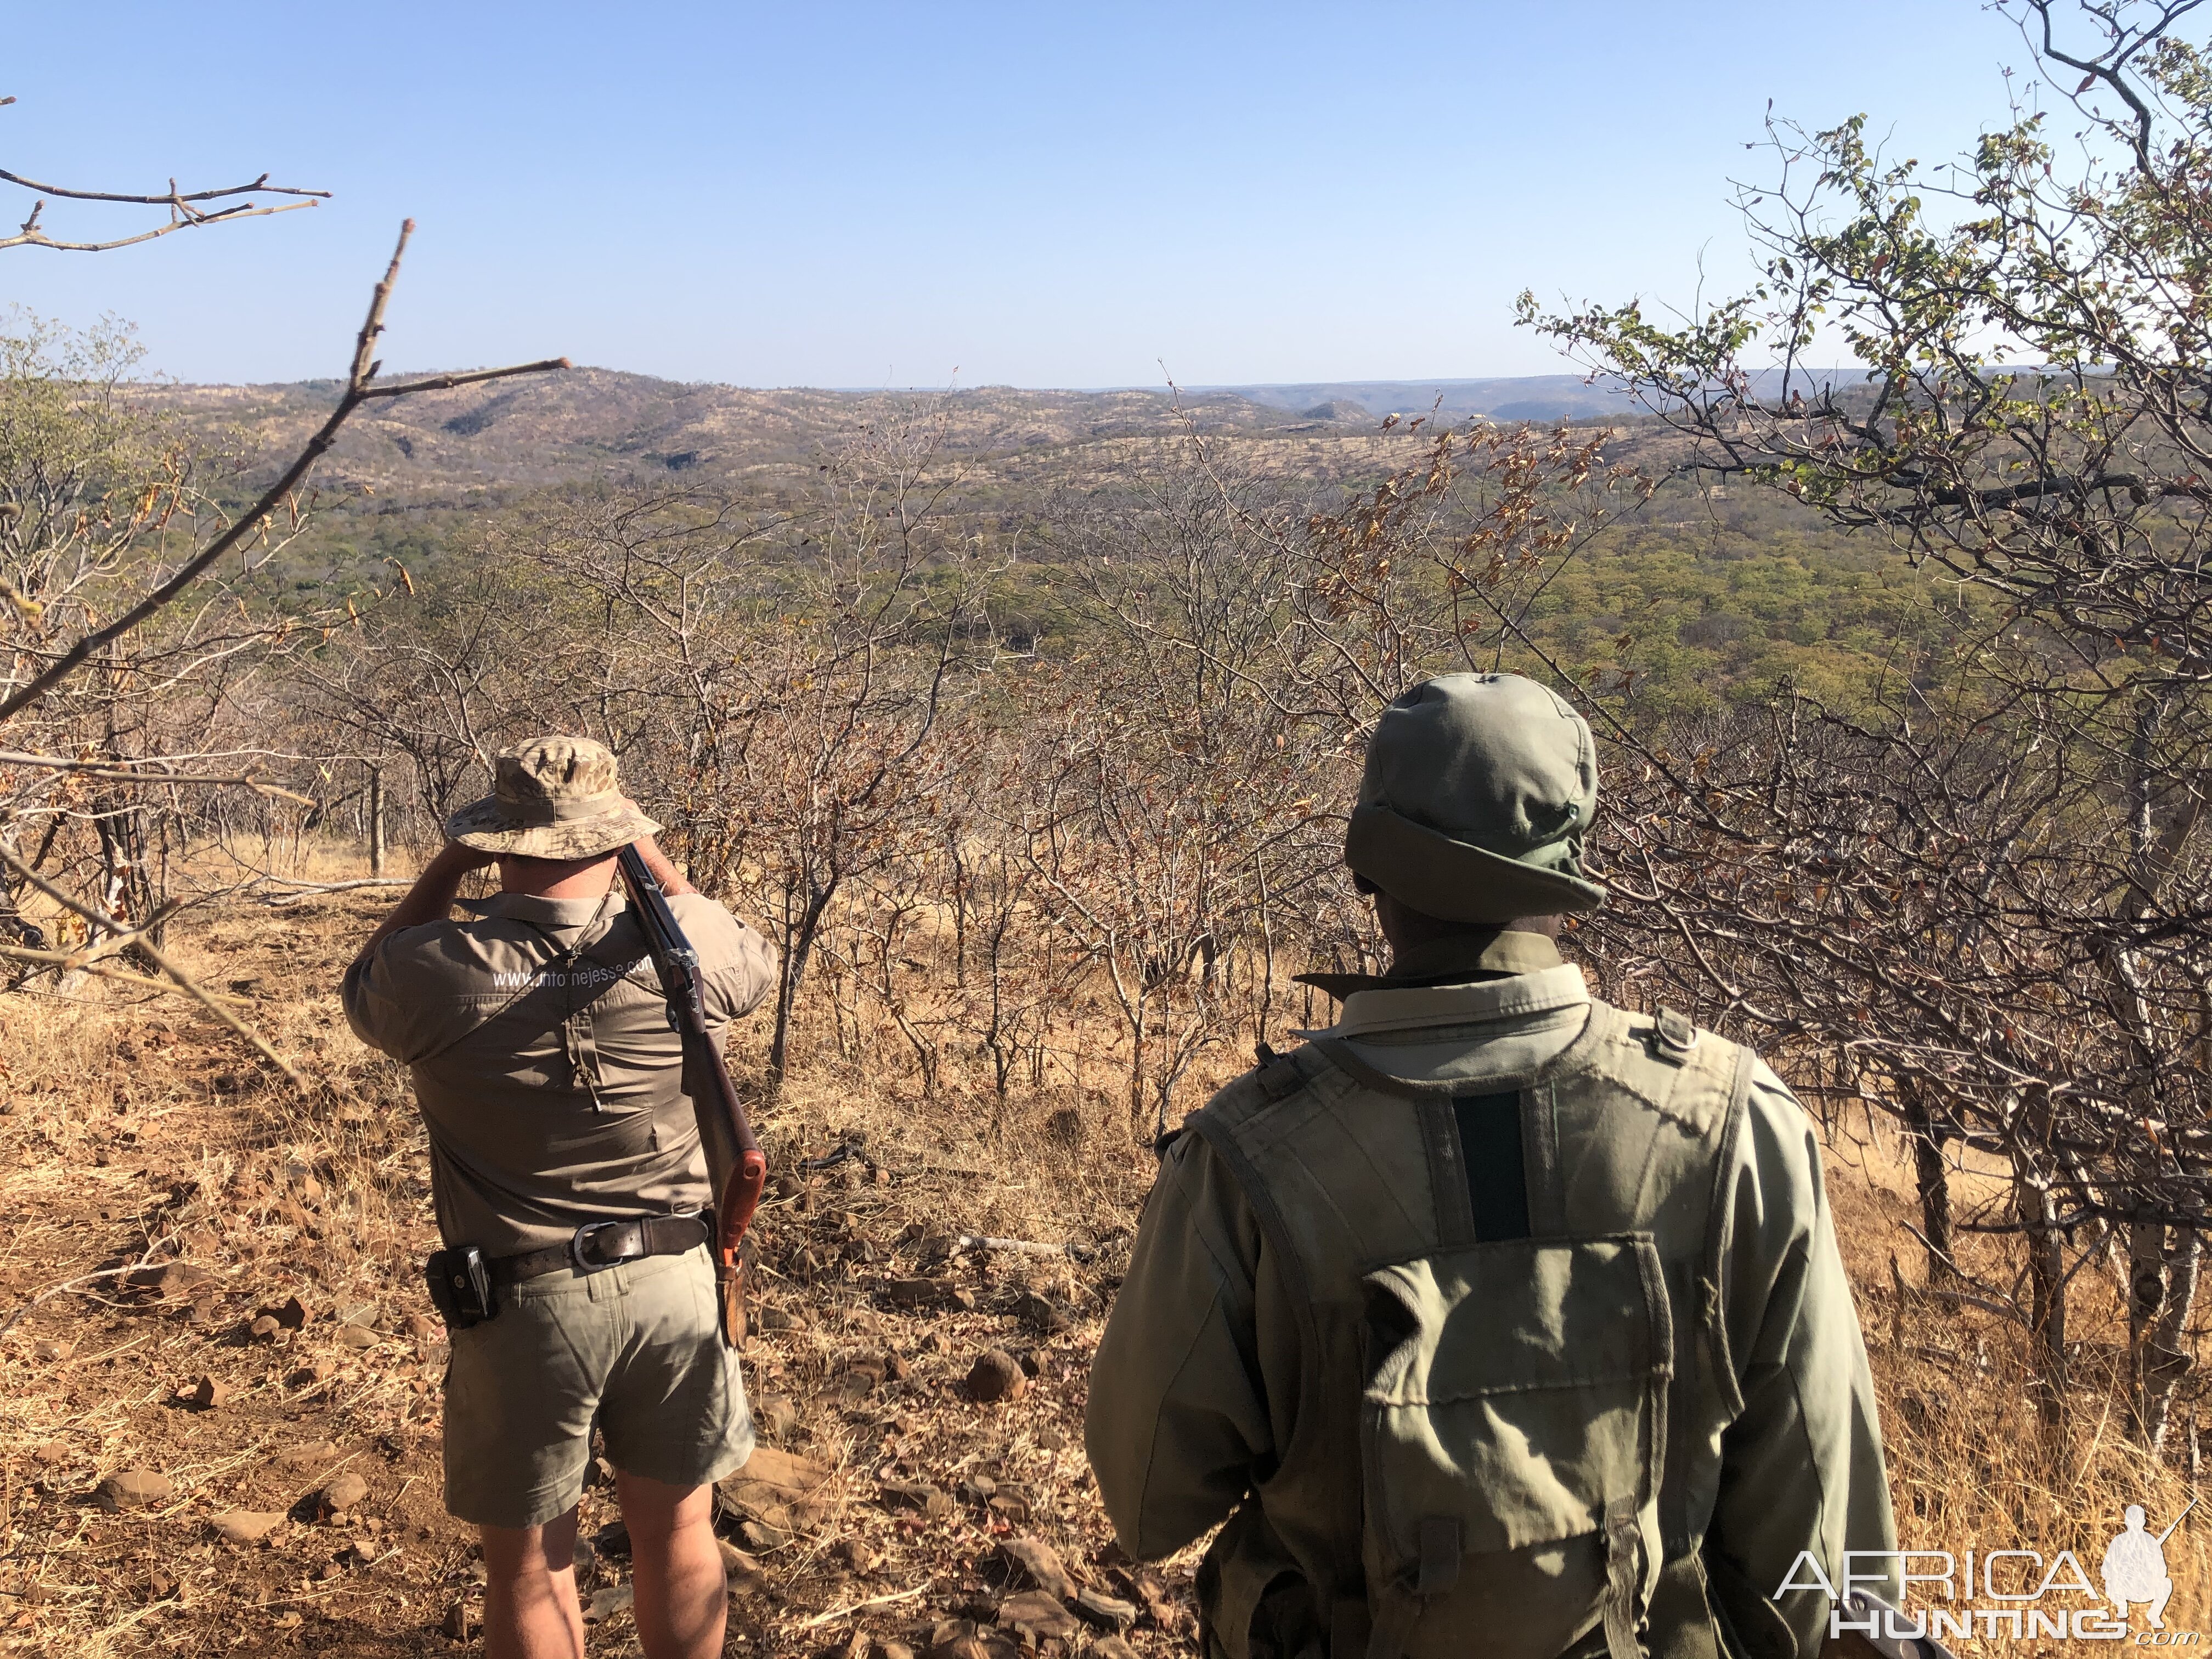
[1644,1042,1763,1659]
[1419,1098,1479,1249]
[1186,1058,1372,1656]
[1184,1100,1323,1364]
[1696,1045,1758,1421]
[1602,1497,1647,1659]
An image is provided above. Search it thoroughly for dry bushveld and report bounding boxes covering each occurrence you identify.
[5,368,2212,1656]
[0,840,2206,1659]
[14,1,2212,1652]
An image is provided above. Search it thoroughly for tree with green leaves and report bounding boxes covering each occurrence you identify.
[1528,0,2212,1444]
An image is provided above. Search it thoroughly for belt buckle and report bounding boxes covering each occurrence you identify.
[570,1220,629,1273]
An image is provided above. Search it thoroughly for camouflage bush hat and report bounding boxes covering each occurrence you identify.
[444,736,661,861]
[1344,673,1605,923]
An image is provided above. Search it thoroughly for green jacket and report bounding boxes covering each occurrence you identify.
[1085,942,1894,1659]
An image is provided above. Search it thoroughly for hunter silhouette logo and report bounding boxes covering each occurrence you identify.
[2103,1500,2192,1630]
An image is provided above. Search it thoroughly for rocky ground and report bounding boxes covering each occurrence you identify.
[0,888,1187,1658]
[9,860,2188,1657]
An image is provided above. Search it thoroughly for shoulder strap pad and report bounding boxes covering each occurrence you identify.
[1192,1045,1326,1133]
[1695,1043,1759,1418]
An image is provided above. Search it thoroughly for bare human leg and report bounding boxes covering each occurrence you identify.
[481,1505,585,1659]
[617,1468,726,1659]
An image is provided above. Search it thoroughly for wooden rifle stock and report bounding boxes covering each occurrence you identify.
[616,845,766,1346]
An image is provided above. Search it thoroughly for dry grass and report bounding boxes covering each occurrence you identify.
[0,845,2202,1656]
[1826,1125,2211,1645]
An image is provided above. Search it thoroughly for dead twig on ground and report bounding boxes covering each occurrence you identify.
[0,1234,182,1344]
[0,843,302,1084]
[789,1584,932,1631]
[957,1234,1096,1262]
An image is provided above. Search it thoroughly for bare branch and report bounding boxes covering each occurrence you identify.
[0,219,568,725]
[0,165,326,209]
[0,95,330,255]
[0,751,315,802]
[0,196,320,255]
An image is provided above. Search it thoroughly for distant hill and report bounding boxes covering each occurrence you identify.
[137,368,1750,524]
[142,370,1299,500]
[142,370,1569,588]
[1207,370,1869,424]
[1210,376,1629,422]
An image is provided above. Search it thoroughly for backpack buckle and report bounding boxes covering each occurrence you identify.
[1255,1047,1306,1102]
[1647,1008,1699,1064]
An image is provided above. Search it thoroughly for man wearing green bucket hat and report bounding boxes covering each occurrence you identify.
[1086,674,1895,1659]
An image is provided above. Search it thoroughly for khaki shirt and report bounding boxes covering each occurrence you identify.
[1087,953,1895,1659]
[342,891,777,1255]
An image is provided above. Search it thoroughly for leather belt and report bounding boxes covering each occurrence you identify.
[490,1212,711,1286]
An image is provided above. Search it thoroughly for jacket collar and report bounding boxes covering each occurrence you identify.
[457,891,629,929]
[1293,928,1563,1000]
[1293,963,1590,1041]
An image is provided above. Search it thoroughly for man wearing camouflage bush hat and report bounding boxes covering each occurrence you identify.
[345,735,776,1659]
[1087,673,1897,1659]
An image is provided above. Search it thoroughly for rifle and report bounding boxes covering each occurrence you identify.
[617,844,768,1347]
[2157,1497,2198,1544]
[1829,1589,1959,1659]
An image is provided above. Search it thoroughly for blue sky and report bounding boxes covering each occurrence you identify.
[4,3,2028,388]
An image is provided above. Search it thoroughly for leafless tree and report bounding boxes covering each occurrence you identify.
[0,189,565,1077]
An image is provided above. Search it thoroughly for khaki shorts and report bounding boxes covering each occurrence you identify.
[442,1245,754,1529]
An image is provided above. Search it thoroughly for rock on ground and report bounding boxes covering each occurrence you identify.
[997,1535,1076,1599]
[211,1510,283,1543]
[753,1392,798,1438]
[584,1583,634,1624]
[1076,1587,1139,1629]
[996,1589,1079,1642]
[964,1347,1027,1403]
[320,1470,369,1514]
[271,1440,341,1470]
[95,1469,174,1509]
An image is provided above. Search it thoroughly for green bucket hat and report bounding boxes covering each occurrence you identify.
[1345,673,1605,923]
[445,735,661,861]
